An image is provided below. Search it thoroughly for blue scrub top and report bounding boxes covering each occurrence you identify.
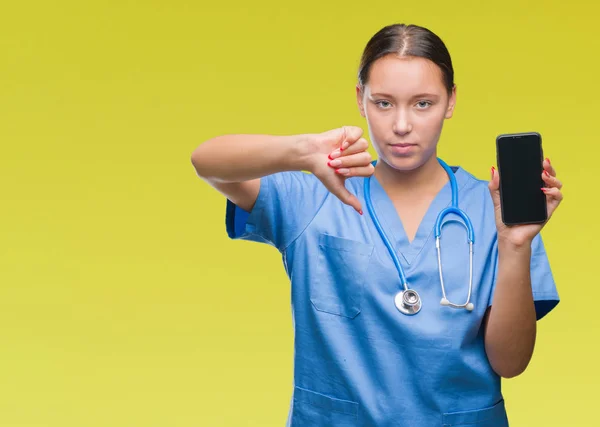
[225,166,559,427]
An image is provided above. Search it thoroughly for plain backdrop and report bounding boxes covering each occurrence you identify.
[0,1,596,425]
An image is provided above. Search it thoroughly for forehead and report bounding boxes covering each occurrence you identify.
[366,55,445,97]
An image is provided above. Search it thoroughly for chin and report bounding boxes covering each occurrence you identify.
[383,152,427,172]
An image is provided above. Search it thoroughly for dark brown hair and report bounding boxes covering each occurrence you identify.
[358,24,454,95]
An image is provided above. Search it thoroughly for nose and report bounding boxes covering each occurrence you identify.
[392,109,412,136]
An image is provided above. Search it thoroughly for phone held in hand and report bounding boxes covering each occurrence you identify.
[496,132,548,225]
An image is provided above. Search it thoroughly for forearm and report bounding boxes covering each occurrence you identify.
[484,240,537,378]
[191,133,313,183]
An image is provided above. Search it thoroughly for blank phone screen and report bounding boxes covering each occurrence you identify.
[497,134,547,224]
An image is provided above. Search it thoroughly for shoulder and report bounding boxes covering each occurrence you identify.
[456,166,492,198]
[455,166,488,187]
[262,171,332,212]
[454,166,496,218]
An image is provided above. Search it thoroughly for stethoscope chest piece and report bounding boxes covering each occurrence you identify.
[395,289,421,315]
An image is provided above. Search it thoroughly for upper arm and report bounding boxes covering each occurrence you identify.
[190,147,260,213]
[207,178,261,213]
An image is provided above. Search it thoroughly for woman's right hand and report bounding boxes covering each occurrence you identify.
[305,126,374,215]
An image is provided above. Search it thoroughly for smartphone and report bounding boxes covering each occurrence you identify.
[495,132,547,225]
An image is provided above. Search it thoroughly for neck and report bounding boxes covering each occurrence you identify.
[374,155,449,201]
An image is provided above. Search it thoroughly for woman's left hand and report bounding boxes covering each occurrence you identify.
[488,158,564,247]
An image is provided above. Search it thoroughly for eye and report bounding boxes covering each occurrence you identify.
[416,101,432,109]
[375,100,392,109]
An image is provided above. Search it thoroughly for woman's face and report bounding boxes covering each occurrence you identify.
[356,54,456,171]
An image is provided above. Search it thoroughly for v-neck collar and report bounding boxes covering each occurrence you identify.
[367,165,469,266]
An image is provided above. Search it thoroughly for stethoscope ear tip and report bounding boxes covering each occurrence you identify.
[466,303,474,311]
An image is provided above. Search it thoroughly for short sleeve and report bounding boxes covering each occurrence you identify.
[225,171,329,252]
[488,233,560,320]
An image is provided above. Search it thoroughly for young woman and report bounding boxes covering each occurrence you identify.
[191,23,562,427]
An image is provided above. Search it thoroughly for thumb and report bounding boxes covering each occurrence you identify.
[324,176,363,214]
[488,166,501,206]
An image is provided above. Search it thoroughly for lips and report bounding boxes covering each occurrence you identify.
[389,143,417,155]
[390,143,416,147]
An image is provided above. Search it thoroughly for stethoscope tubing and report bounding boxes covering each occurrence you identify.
[364,158,475,313]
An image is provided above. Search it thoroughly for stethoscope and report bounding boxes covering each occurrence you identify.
[364,158,475,315]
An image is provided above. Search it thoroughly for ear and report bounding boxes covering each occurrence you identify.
[356,84,366,117]
[445,85,457,119]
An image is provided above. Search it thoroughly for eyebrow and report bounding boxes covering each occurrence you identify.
[370,92,440,100]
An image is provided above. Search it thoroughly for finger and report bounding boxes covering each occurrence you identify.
[341,137,369,155]
[488,166,500,192]
[542,170,563,189]
[328,152,372,169]
[340,126,364,150]
[541,186,563,202]
[329,138,369,160]
[487,167,501,215]
[543,157,556,177]
[334,164,375,178]
[341,139,369,156]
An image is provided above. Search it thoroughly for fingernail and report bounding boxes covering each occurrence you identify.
[491,166,495,179]
[336,168,350,175]
[329,149,341,159]
[541,187,549,192]
[328,159,342,167]
[546,157,551,165]
[544,170,550,177]
[359,210,363,215]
